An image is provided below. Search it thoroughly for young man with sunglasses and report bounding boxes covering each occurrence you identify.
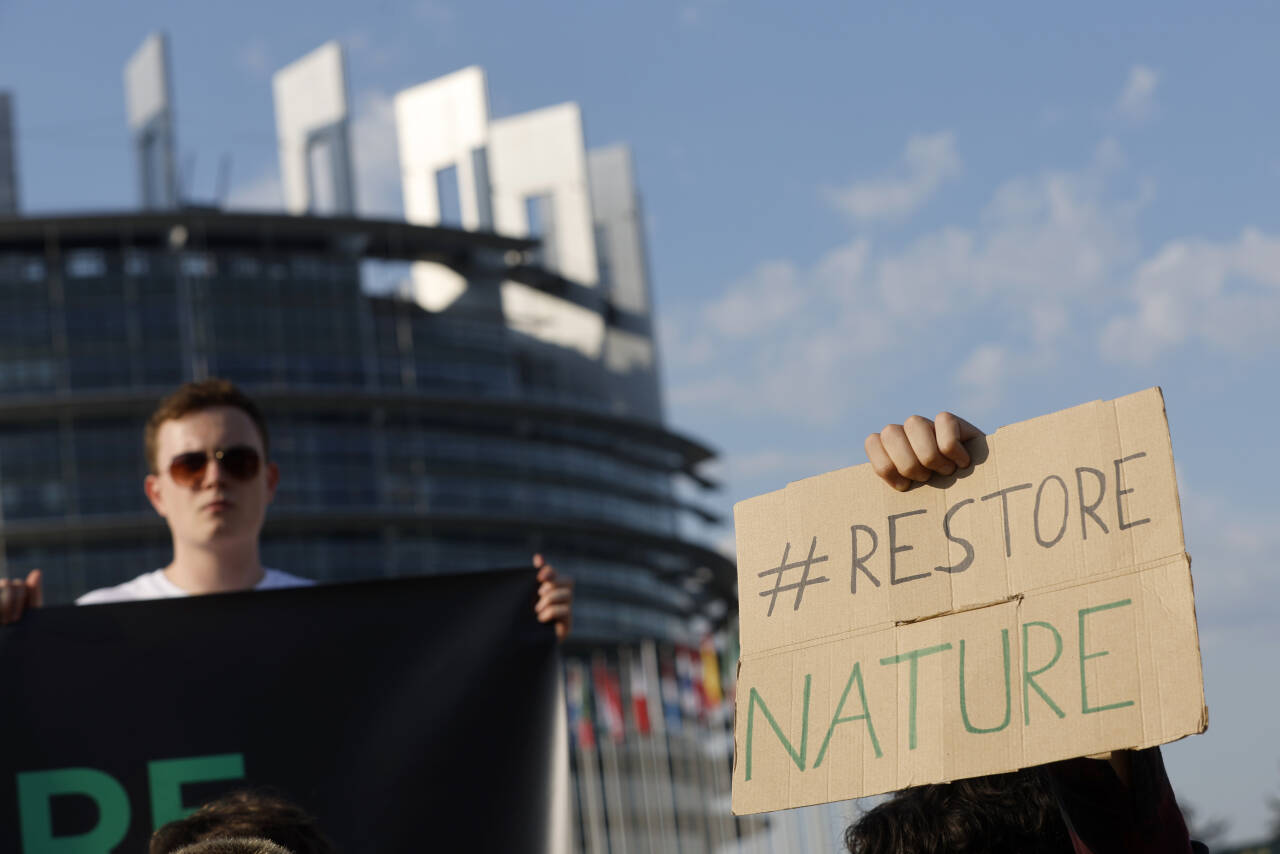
[0,379,573,637]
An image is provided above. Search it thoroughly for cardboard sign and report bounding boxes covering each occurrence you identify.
[731,388,1205,814]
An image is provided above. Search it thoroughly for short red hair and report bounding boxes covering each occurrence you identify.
[144,379,270,473]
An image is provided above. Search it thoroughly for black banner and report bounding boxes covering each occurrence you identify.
[0,569,563,853]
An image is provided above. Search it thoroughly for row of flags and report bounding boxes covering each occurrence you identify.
[562,634,748,853]
[561,632,850,853]
[565,636,735,751]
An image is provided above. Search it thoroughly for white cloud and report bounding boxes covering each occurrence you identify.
[728,449,850,481]
[865,144,1143,338]
[668,143,1145,426]
[825,131,961,223]
[1114,64,1159,123]
[236,38,271,78]
[1092,136,1127,172]
[1101,228,1280,363]
[874,227,974,315]
[1177,477,1280,628]
[704,260,804,340]
[225,168,283,212]
[666,296,886,426]
[351,90,404,220]
[955,343,1009,412]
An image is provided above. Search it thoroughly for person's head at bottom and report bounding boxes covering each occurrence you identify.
[845,768,1072,854]
[150,790,335,854]
[173,839,293,854]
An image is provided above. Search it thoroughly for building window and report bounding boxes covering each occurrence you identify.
[124,251,150,276]
[231,256,261,278]
[66,250,107,279]
[180,253,213,277]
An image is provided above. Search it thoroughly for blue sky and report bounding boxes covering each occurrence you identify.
[4,0,1280,843]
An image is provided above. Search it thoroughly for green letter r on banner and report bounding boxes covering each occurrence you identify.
[17,768,130,854]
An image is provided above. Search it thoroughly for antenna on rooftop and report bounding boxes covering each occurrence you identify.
[182,150,196,205]
[215,153,232,208]
[0,92,18,216]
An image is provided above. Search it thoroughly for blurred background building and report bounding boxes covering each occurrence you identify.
[0,34,849,852]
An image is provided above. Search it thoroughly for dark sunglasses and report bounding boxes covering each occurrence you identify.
[167,446,262,487]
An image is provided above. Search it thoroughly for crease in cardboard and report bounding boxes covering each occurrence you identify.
[895,592,1024,626]
[739,552,1189,665]
[1013,592,1028,784]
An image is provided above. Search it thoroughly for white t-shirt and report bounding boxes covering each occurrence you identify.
[76,568,313,605]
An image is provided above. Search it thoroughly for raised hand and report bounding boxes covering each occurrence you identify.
[864,412,982,491]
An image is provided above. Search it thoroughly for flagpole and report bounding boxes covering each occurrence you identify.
[621,646,662,852]
[548,668,574,854]
[672,645,711,853]
[725,624,769,852]
[578,739,608,853]
[685,643,730,853]
[567,659,609,853]
[640,639,679,853]
[680,645,726,853]
[701,635,737,850]
[662,644,705,853]
[593,652,631,854]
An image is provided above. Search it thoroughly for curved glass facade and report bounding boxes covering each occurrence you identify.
[0,213,731,646]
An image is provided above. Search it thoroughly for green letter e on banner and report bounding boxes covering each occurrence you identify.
[148,753,246,829]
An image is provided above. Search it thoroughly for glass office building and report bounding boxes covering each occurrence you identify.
[0,40,824,849]
[0,210,732,646]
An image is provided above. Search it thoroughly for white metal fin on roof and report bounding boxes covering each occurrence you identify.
[272,41,356,216]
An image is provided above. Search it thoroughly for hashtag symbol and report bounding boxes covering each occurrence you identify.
[758,536,830,617]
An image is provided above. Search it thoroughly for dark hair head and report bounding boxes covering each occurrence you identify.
[172,839,293,854]
[149,790,335,854]
[145,379,270,473]
[844,768,1073,854]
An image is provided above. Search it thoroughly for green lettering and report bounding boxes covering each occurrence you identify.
[17,768,130,854]
[1022,620,1066,725]
[880,643,951,750]
[148,753,246,829]
[959,629,1012,734]
[745,676,811,781]
[814,662,882,767]
[1079,599,1136,714]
